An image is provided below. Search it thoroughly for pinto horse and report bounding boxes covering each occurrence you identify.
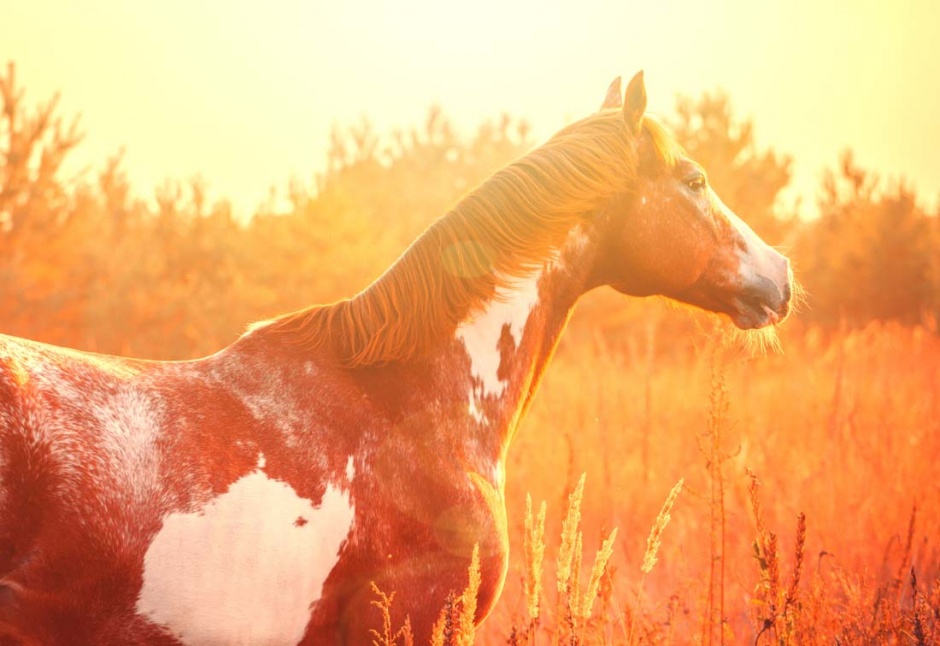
[0,72,791,645]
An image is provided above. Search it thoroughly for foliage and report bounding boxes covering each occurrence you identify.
[794,151,940,327]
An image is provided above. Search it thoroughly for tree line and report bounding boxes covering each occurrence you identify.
[1,62,937,359]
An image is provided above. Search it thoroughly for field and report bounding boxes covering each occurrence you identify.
[454,300,940,644]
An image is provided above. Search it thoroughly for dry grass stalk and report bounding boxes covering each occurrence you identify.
[750,474,809,645]
[786,513,807,607]
[770,513,807,644]
[700,360,733,646]
[430,544,481,646]
[524,494,547,622]
[927,580,940,645]
[570,531,584,619]
[756,545,796,644]
[552,474,586,646]
[764,533,781,625]
[642,478,684,574]
[430,593,456,646]
[746,469,766,546]
[894,503,917,602]
[368,582,414,646]
[557,473,586,594]
[910,567,928,646]
[582,527,619,620]
[629,479,685,646]
[457,544,482,646]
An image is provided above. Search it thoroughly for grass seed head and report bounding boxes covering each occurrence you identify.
[642,478,684,574]
[557,473,586,593]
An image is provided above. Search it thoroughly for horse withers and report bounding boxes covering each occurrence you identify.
[0,72,791,645]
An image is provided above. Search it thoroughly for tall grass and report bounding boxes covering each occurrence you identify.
[482,318,940,644]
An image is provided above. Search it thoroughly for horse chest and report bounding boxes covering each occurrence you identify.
[135,459,355,646]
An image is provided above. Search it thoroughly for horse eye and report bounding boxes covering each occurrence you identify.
[687,176,706,192]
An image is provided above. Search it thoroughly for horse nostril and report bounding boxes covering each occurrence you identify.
[782,282,791,303]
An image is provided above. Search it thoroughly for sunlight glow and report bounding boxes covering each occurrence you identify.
[2,0,937,216]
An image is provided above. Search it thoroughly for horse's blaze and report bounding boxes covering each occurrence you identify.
[136,456,355,646]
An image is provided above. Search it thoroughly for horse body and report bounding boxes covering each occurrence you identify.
[0,263,579,644]
[0,337,470,643]
[0,72,793,644]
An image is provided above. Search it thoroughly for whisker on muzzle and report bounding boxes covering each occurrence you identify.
[733,324,783,356]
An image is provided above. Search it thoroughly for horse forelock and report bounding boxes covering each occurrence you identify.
[251,110,664,367]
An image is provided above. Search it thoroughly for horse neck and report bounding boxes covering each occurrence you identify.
[454,224,600,458]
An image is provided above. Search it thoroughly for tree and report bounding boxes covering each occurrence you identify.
[0,61,88,345]
[794,151,938,326]
[0,61,83,236]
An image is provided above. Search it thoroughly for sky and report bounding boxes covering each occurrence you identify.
[3,0,938,218]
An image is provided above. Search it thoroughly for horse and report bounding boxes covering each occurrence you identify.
[0,71,792,645]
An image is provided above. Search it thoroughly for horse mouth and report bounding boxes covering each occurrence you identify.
[728,294,790,330]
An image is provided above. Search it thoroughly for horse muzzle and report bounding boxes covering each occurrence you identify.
[728,261,793,330]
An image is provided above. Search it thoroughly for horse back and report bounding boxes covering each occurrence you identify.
[0,335,259,643]
[0,333,368,644]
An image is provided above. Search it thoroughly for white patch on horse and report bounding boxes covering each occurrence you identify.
[467,398,485,425]
[345,455,355,482]
[457,273,540,396]
[137,465,355,646]
[303,361,318,376]
[547,224,589,274]
[95,390,162,506]
[456,272,541,422]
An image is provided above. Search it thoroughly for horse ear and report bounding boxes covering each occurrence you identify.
[600,76,622,110]
[622,70,647,134]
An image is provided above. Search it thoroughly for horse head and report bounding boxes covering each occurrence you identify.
[591,72,793,330]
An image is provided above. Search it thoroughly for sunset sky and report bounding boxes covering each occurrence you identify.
[3,0,937,218]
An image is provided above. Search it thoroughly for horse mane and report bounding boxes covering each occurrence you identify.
[250,113,681,367]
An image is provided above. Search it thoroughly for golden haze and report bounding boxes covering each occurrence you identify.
[2,0,938,216]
